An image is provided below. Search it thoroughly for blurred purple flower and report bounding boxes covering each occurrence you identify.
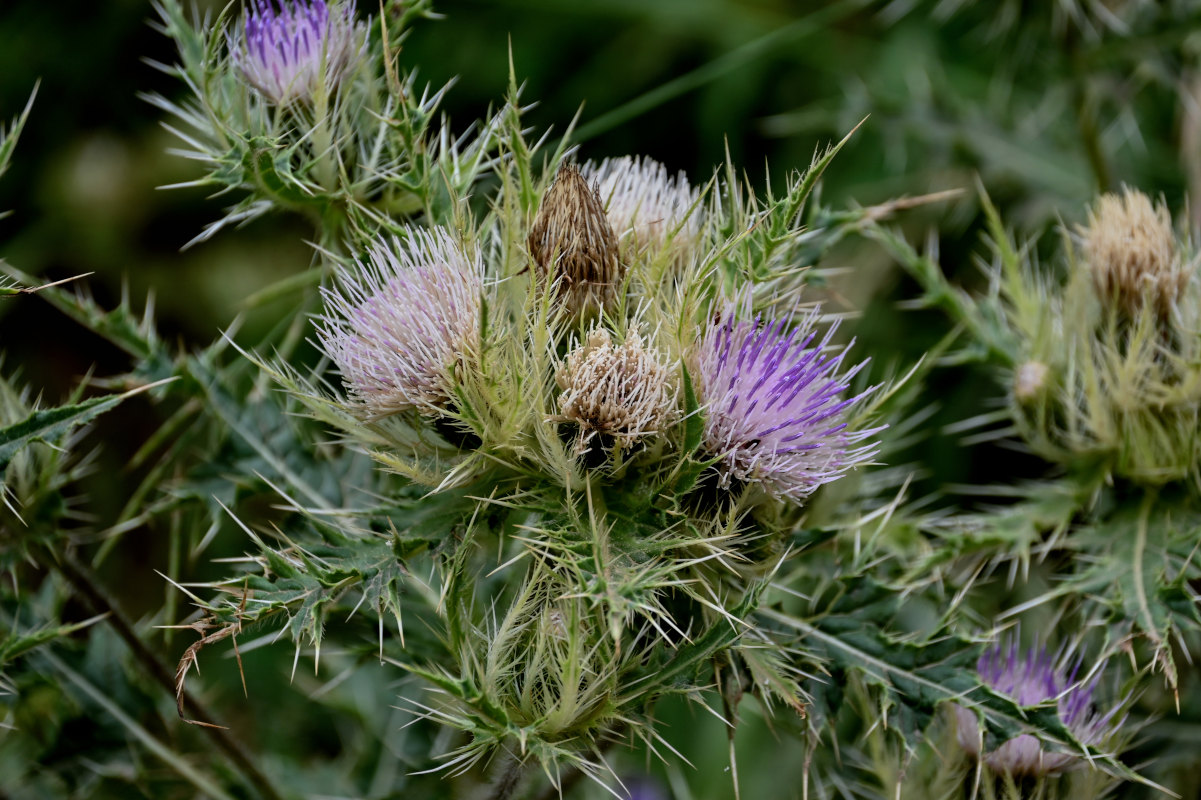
[234,0,365,105]
[956,636,1122,776]
[317,228,483,417]
[691,294,881,503]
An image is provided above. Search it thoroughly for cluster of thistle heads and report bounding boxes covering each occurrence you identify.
[1003,187,1201,486]
[314,156,883,505]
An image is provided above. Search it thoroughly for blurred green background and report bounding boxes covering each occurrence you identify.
[3,1,1201,798]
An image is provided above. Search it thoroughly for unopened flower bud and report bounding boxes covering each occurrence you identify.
[1013,360,1049,403]
[528,164,622,317]
[1082,189,1185,316]
[556,328,675,453]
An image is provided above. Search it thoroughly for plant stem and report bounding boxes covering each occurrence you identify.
[51,548,287,800]
[487,754,526,800]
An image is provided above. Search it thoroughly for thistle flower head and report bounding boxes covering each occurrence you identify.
[316,228,483,417]
[1081,188,1186,316]
[691,294,881,503]
[581,155,702,255]
[556,327,676,453]
[234,0,365,105]
[956,637,1122,776]
[528,163,622,317]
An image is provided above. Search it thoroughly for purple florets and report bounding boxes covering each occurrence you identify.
[234,0,365,105]
[956,636,1122,776]
[316,228,483,418]
[691,294,881,503]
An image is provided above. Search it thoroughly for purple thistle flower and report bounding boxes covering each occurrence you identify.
[956,636,1123,776]
[316,228,483,417]
[233,0,365,105]
[691,294,882,503]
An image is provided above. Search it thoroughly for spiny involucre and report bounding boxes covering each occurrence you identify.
[956,637,1122,776]
[316,227,483,418]
[528,163,622,317]
[233,0,366,106]
[691,294,881,503]
[1081,188,1187,316]
[581,155,702,254]
[556,327,676,453]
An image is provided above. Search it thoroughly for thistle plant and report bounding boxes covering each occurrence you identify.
[1001,188,1201,487]
[10,1,1201,799]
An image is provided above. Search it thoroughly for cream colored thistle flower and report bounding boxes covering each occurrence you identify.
[556,328,675,453]
[1081,188,1186,315]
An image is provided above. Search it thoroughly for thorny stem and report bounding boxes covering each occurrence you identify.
[1069,36,1111,193]
[530,730,623,800]
[50,548,286,800]
[486,753,526,800]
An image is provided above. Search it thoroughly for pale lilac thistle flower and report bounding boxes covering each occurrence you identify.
[582,156,702,253]
[692,295,881,502]
[317,228,483,418]
[235,0,365,105]
[956,637,1122,776]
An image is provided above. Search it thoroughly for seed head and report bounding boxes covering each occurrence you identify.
[316,228,483,417]
[581,155,702,254]
[691,295,882,503]
[1082,188,1185,315]
[528,164,622,317]
[556,328,675,453]
[956,636,1122,776]
[234,0,366,106]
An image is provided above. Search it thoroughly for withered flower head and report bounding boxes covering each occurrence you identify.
[556,327,675,453]
[528,163,622,317]
[1082,188,1186,315]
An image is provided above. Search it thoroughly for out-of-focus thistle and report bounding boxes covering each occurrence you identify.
[1081,189,1186,317]
[528,163,622,317]
[996,188,1201,485]
[955,637,1121,776]
[316,227,483,417]
[581,155,702,257]
[691,294,881,503]
[233,0,366,106]
[555,327,676,454]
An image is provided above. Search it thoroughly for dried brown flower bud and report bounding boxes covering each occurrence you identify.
[528,163,622,316]
[555,328,675,453]
[1082,189,1186,315]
